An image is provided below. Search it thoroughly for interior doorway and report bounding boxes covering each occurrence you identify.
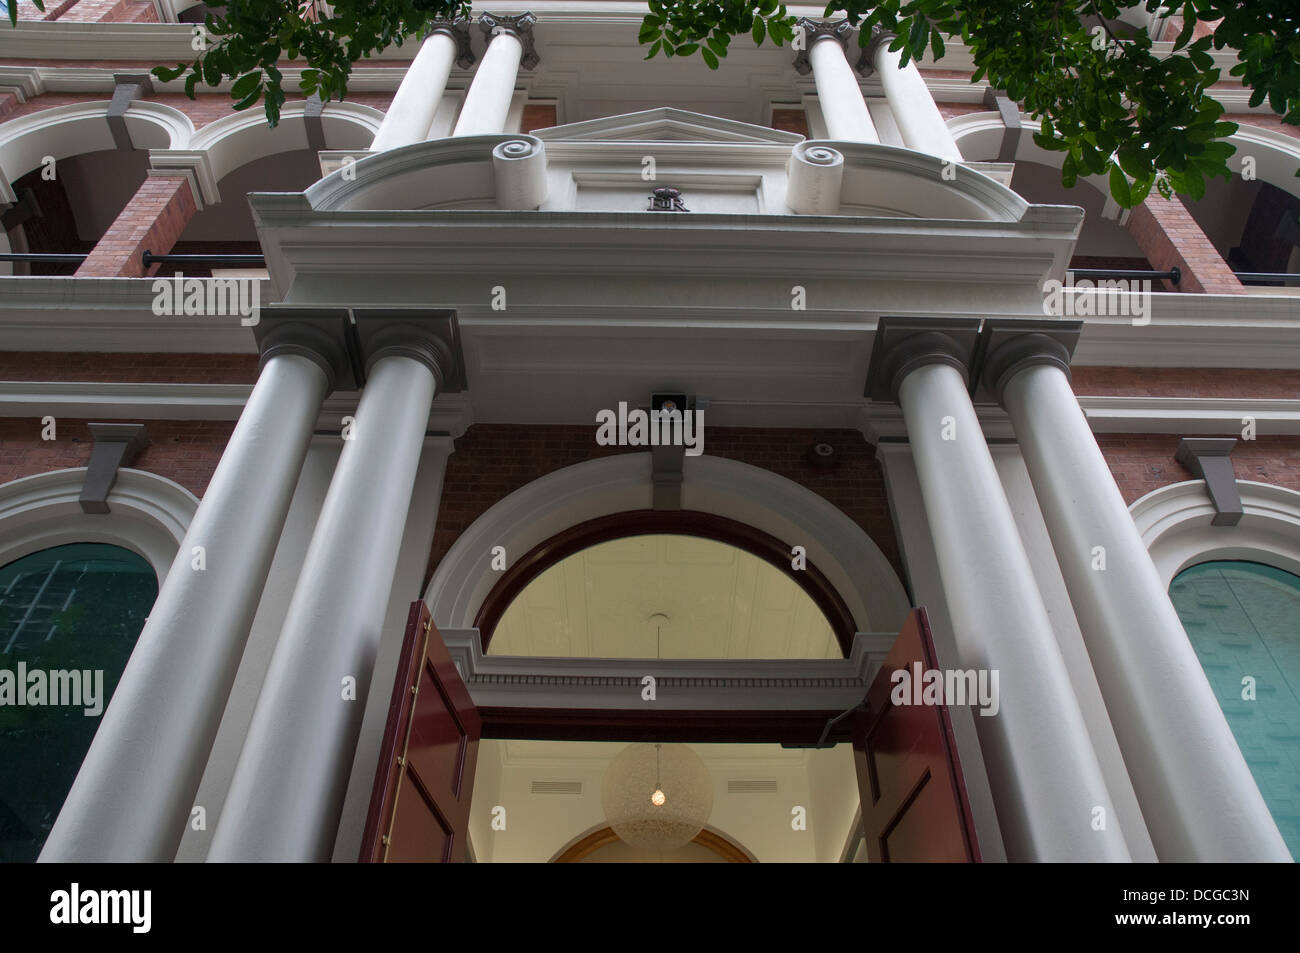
[467,739,861,863]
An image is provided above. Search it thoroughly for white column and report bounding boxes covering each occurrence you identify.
[40,324,341,862]
[207,328,449,862]
[370,25,466,152]
[452,13,537,137]
[863,30,961,160]
[885,332,1129,861]
[798,19,879,143]
[993,338,1292,862]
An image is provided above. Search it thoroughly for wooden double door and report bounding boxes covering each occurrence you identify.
[359,602,979,863]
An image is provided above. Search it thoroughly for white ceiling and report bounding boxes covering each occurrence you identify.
[468,739,861,863]
[488,534,842,659]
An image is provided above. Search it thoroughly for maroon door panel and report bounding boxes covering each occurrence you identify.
[360,601,482,863]
[853,608,980,862]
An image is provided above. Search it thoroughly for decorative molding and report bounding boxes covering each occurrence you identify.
[0,467,197,579]
[441,626,893,712]
[0,65,46,101]
[1131,480,1300,586]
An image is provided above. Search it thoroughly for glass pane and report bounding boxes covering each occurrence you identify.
[0,543,158,862]
[1170,560,1300,860]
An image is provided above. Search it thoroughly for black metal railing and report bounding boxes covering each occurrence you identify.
[1067,267,1181,285]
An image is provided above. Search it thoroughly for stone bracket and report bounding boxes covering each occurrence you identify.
[479,12,540,70]
[1175,437,1244,526]
[651,443,684,510]
[793,18,852,75]
[107,73,153,151]
[304,93,327,151]
[983,87,1022,163]
[80,422,149,514]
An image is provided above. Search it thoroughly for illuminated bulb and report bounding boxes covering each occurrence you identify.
[650,788,667,807]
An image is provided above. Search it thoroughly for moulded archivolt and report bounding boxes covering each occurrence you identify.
[1131,479,1300,586]
[0,467,197,580]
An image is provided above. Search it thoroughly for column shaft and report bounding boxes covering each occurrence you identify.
[452,31,523,137]
[1002,362,1291,861]
[40,352,331,861]
[898,361,1129,861]
[370,30,459,151]
[871,43,961,160]
[207,353,439,861]
[809,37,879,143]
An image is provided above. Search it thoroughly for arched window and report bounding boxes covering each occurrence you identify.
[0,543,158,862]
[476,511,858,659]
[1170,560,1300,860]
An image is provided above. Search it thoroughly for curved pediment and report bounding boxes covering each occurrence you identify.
[304,134,547,212]
[786,140,1033,223]
[533,107,804,145]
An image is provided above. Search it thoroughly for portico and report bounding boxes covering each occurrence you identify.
[17,6,1294,866]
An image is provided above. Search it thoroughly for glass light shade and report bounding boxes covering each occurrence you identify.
[602,743,714,849]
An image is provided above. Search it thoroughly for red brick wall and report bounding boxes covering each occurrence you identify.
[521,103,557,134]
[0,418,234,498]
[428,424,904,591]
[76,175,196,278]
[0,92,20,124]
[1126,193,1243,293]
[1072,367,1300,399]
[771,108,809,136]
[1096,434,1300,505]
[936,102,986,120]
[0,352,259,384]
